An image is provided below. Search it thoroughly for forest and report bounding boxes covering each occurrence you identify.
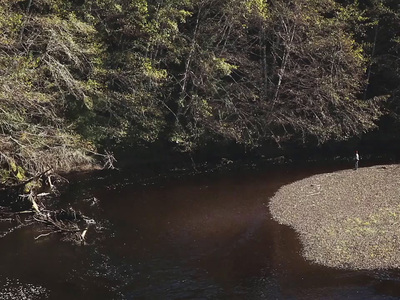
[0,0,399,187]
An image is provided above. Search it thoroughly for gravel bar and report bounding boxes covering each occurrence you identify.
[269,164,400,270]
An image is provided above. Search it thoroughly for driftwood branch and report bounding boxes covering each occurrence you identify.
[35,230,62,240]
[0,168,53,192]
[0,168,95,244]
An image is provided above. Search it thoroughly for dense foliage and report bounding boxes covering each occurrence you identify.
[0,0,398,184]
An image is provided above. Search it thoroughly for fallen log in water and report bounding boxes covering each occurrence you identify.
[33,209,94,244]
[0,169,95,244]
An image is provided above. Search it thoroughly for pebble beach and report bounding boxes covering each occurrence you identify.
[269,164,400,270]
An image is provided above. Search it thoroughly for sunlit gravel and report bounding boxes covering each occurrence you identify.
[269,164,400,270]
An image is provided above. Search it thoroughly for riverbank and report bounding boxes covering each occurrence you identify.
[269,164,400,270]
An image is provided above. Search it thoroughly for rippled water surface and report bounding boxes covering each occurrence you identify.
[1,162,400,299]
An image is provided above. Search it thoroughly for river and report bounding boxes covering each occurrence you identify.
[1,161,400,299]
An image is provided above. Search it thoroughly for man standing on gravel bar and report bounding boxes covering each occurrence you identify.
[354,150,359,170]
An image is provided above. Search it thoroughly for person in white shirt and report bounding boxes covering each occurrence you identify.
[355,150,359,170]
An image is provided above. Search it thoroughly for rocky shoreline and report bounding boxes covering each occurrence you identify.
[269,164,400,270]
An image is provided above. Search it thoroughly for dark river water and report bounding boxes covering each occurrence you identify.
[1,161,400,299]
